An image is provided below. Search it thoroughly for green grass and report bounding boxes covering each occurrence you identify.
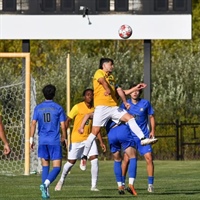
[0,160,200,200]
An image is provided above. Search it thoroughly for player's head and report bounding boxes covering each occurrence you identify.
[83,88,93,104]
[99,58,114,73]
[130,83,142,99]
[42,84,56,100]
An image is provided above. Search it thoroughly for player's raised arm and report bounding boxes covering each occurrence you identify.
[123,83,147,95]
[116,86,130,110]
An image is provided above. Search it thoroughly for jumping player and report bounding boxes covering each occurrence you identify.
[80,58,158,169]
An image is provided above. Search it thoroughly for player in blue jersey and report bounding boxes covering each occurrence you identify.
[120,84,156,193]
[106,120,138,196]
[30,84,67,199]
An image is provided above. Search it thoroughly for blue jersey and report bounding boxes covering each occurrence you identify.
[32,100,66,145]
[120,98,154,138]
[120,98,154,156]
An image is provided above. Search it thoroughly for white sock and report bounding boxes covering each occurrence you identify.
[128,118,145,139]
[83,133,96,157]
[91,158,98,188]
[129,178,135,185]
[117,182,123,187]
[60,162,74,183]
[44,179,50,188]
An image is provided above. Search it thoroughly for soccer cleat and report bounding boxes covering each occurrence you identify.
[46,187,50,198]
[91,187,100,191]
[80,157,87,171]
[40,184,49,199]
[127,184,137,196]
[118,186,125,195]
[55,180,63,191]
[141,137,158,146]
[148,184,154,193]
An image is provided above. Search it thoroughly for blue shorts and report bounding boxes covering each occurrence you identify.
[107,124,136,153]
[133,136,152,156]
[38,145,62,160]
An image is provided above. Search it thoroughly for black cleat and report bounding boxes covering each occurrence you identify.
[118,186,125,195]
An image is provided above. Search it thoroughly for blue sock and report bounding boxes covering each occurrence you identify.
[148,176,154,185]
[128,158,137,178]
[114,161,122,182]
[47,167,61,183]
[122,176,126,185]
[42,166,50,183]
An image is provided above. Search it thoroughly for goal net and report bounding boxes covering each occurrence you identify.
[0,54,41,175]
[0,77,41,175]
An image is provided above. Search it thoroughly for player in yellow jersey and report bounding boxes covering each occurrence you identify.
[80,58,157,170]
[55,89,105,192]
[0,109,10,155]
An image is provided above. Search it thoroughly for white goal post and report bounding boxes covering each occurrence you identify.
[0,52,30,175]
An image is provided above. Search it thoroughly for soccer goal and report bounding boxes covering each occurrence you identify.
[0,53,41,176]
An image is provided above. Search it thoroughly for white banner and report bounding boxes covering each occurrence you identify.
[0,14,191,39]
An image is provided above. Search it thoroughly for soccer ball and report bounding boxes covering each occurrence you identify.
[118,24,132,39]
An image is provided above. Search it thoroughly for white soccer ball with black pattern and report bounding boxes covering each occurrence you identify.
[118,24,132,39]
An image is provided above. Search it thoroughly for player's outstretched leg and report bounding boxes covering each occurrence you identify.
[141,137,158,146]
[127,118,158,145]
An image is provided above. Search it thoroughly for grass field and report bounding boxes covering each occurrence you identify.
[0,160,200,200]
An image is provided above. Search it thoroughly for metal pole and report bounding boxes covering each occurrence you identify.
[22,40,30,175]
[175,119,179,160]
[143,40,151,102]
[24,53,31,175]
[66,53,70,115]
[66,53,71,147]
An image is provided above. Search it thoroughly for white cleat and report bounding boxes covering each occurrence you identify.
[141,137,158,146]
[91,187,100,191]
[148,184,154,193]
[55,180,63,191]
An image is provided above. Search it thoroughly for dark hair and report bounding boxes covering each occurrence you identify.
[130,83,142,95]
[82,88,93,96]
[99,58,114,69]
[42,84,56,100]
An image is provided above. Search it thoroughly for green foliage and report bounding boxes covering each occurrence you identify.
[0,40,22,52]
[151,42,200,121]
[1,5,200,160]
